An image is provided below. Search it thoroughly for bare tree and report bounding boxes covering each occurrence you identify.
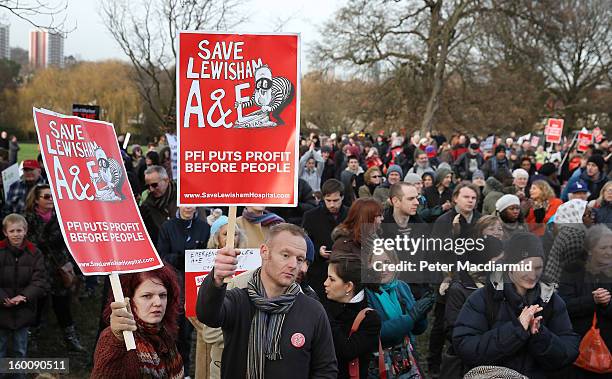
[100,0,247,134]
[0,0,70,34]
[314,0,486,136]
[480,0,612,129]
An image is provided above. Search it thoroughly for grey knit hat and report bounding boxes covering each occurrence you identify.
[403,173,422,184]
[387,164,403,178]
[472,169,485,180]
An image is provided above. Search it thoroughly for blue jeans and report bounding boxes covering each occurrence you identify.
[0,327,28,359]
[0,327,28,379]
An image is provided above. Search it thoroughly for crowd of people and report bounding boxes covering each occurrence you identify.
[0,129,611,379]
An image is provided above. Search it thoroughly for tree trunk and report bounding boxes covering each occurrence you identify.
[420,29,450,136]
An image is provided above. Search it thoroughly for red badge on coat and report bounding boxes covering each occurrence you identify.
[291,333,305,348]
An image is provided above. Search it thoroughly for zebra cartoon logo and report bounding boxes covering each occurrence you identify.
[234,64,295,128]
[90,147,126,202]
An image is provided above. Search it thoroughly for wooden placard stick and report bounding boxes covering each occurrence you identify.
[109,272,136,350]
[223,206,238,284]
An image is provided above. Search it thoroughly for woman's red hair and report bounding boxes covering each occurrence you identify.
[102,264,181,337]
[339,198,383,243]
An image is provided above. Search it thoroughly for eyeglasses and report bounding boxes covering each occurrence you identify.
[371,175,381,178]
[39,194,53,200]
[147,182,160,189]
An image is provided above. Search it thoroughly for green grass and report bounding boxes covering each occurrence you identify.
[19,142,41,161]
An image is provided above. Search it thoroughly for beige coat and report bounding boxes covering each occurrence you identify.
[236,216,272,248]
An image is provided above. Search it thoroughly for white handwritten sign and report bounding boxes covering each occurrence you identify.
[184,248,261,316]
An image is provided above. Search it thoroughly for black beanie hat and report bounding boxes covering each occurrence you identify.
[587,154,605,173]
[495,144,506,155]
[502,232,544,265]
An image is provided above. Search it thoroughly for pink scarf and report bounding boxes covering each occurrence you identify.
[35,206,53,223]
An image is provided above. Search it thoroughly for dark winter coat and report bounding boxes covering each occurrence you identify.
[0,239,49,330]
[322,160,336,184]
[440,275,485,379]
[157,213,210,272]
[481,157,512,179]
[197,272,338,379]
[25,211,73,295]
[452,274,580,379]
[324,298,381,379]
[432,208,481,240]
[140,181,178,245]
[422,185,453,222]
[557,263,612,359]
[302,204,348,299]
[444,275,484,344]
[380,206,425,240]
[270,178,318,225]
[454,152,484,180]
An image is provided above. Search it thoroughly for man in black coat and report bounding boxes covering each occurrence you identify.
[139,165,177,245]
[197,223,338,379]
[320,146,336,184]
[381,182,425,238]
[432,182,482,239]
[381,182,432,300]
[302,179,348,300]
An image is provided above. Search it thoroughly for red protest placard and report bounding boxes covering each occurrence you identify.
[184,248,261,317]
[577,132,593,152]
[545,118,564,143]
[177,32,299,206]
[34,108,162,275]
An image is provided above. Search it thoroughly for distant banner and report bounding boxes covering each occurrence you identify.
[184,248,261,317]
[72,104,100,120]
[177,32,300,206]
[34,108,162,275]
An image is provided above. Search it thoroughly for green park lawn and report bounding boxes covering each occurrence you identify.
[18,142,41,162]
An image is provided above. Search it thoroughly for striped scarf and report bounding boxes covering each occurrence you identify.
[134,321,184,379]
[246,268,300,379]
[242,209,285,226]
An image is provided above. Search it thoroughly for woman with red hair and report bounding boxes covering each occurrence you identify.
[331,198,384,254]
[91,265,184,379]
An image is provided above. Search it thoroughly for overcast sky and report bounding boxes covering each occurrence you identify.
[3,0,341,70]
